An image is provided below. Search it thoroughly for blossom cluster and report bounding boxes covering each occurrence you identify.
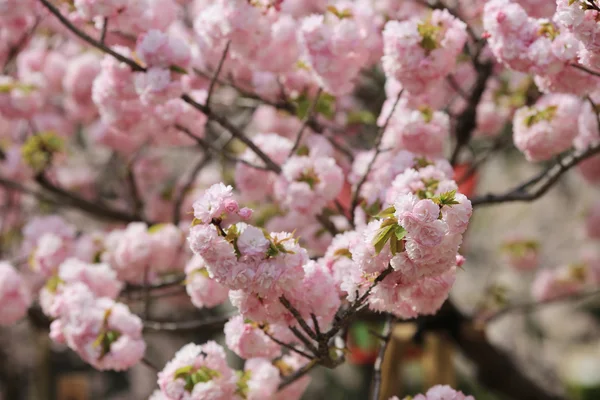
[155,341,308,400]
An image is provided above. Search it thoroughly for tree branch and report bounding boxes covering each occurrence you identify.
[38,0,145,72]
[205,40,231,108]
[287,88,322,159]
[480,288,600,324]
[142,313,235,332]
[350,91,403,225]
[172,154,211,225]
[472,143,600,207]
[371,314,393,400]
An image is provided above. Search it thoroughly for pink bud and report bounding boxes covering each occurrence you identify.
[456,254,466,267]
[238,207,253,220]
[224,198,239,214]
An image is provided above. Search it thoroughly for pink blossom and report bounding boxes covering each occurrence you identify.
[185,255,229,309]
[136,30,191,69]
[51,283,145,371]
[30,233,73,277]
[224,315,281,359]
[382,9,467,93]
[244,358,281,400]
[0,262,30,326]
[382,105,450,157]
[531,267,586,301]
[157,341,237,400]
[513,94,581,161]
[274,155,343,215]
[299,12,369,95]
[102,222,153,284]
[412,385,475,400]
[40,257,122,317]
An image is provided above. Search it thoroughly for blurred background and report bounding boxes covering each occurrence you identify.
[3,143,600,400]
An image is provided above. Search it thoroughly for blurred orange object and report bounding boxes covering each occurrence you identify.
[453,163,478,198]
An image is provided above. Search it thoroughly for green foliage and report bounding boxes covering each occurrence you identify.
[21,131,64,172]
[294,92,336,120]
[417,21,441,53]
[523,105,557,127]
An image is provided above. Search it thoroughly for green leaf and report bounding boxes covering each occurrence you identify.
[191,218,203,227]
[390,235,399,256]
[346,110,376,125]
[417,21,441,53]
[326,5,353,19]
[394,225,407,241]
[434,190,460,206]
[174,366,194,380]
[235,370,252,399]
[374,206,396,218]
[380,217,398,228]
[372,224,395,255]
[524,105,557,127]
[419,106,434,123]
[294,92,336,120]
[21,131,64,172]
[169,65,188,74]
[147,223,166,234]
[45,275,64,293]
[333,248,353,259]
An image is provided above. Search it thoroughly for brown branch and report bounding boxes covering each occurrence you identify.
[262,329,315,359]
[280,296,317,340]
[472,143,600,207]
[181,94,282,173]
[571,63,600,78]
[370,314,393,400]
[205,40,231,108]
[38,0,145,72]
[480,288,600,324]
[2,17,41,73]
[142,313,235,332]
[450,61,493,165]
[287,88,322,159]
[172,154,211,225]
[99,17,108,44]
[34,173,145,223]
[350,91,403,225]
[277,359,318,391]
[175,124,270,171]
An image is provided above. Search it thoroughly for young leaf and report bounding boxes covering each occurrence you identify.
[394,225,407,241]
[372,224,395,255]
[374,206,396,218]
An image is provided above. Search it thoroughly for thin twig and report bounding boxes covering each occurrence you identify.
[100,17,108,44]
[143,313,236,332]
[262,329,315,359]
[289,325,319,355]
[175,124,271,170]
[205,41,231,108]
[310,313,321,337]
[472,143,600,206]
[126,157,144,220]
[371,315,393,400]
[140,357,159,372]
[2,17,41,73]
[277,359,319,391]
[481,289,600,323]
[287,88,323,159]
[572,63,600,78]
[38,0,145,72]
[181,94,282,173]
[350,91,403,225]
[450,61,493,166]
[280,296,317,339]
[172,154,211,226]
